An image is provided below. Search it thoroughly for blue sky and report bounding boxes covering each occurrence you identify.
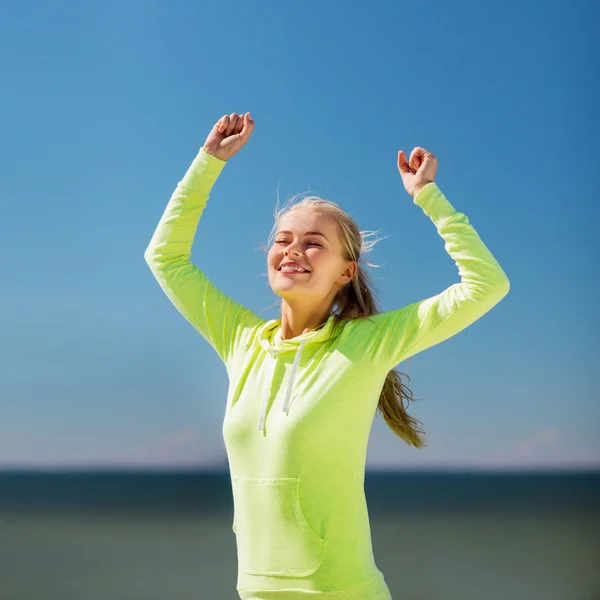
[1,0,597,470]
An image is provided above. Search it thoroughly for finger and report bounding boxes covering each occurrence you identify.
[217,115,228,134]
[240,112,255,139]
[234,113,246,134]
[225,113,239,136]
[408,147,424,171]
[231,113,243,134]
[234,113,249,136]
[221,114,232,135]
[397,150,411,175]
[409,147,426,172]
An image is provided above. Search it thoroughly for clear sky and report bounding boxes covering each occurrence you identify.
[1,0,597,470]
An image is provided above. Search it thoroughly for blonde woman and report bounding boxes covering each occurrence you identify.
[144,112,510,599]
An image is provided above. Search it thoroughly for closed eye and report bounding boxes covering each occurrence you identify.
[276,241,321,247]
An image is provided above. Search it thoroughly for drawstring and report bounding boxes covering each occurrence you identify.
[257,350,277,431]
[257,339,307,431]
[282,339,306,415]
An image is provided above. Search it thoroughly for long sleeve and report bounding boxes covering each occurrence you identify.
[353,181,510,373]
[144,148,263,368]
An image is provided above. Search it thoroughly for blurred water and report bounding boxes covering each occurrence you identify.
[0,471,598,600]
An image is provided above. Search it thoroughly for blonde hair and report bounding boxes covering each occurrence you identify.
[258,191,426,448]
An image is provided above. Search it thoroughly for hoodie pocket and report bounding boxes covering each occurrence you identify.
[232,476,327,576]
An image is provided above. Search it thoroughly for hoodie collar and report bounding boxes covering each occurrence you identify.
[256,314,339,432]
[258,313,338,354]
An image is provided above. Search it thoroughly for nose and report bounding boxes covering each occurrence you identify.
[285,241,303,259]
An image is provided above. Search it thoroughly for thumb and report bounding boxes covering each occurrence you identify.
[397,150,411,175]
[239,112,255,140]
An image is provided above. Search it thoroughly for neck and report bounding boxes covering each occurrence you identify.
[279,300,332,340]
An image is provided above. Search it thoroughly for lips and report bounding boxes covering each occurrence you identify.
[278,262,310,272]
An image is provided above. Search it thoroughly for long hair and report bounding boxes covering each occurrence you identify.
[258,192,426,448]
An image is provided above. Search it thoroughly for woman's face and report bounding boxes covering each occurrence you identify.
[267,206,354,303]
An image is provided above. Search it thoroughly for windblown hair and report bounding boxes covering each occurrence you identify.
[258,191,426,448]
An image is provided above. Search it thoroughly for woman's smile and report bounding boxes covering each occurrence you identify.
[280,269,310,276]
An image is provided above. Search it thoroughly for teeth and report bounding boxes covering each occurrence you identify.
[281,265,308,272]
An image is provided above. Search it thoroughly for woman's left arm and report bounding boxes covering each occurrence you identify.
[349,148,510,373]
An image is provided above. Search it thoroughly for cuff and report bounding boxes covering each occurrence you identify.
[413,182,458,227]
[180,147,227,192]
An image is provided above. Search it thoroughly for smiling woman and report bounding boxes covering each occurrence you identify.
[143,111,510,599]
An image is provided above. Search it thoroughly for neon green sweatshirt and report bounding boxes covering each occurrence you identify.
[144,148,510,599]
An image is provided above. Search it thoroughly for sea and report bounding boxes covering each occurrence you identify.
[0,470,598,600]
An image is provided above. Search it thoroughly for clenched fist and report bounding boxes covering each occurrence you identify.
[203,112,255,161]
[398,147,438,198]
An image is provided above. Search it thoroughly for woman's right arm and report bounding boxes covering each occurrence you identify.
[144,114,260,368]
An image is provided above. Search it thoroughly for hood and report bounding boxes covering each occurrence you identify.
[255,314,340,431]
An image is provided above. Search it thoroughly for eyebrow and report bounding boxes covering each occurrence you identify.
[276,230,329,241]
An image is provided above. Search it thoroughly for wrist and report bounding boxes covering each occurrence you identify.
[201,146,228,162]
[412,180,434,199]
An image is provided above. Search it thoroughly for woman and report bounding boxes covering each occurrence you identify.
[144,112,510,599]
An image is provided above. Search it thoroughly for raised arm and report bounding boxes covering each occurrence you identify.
[352,147,510,373]
[144,113,262,368]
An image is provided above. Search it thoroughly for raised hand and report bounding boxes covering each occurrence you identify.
[397,147,438,198]
[202,112,255,161]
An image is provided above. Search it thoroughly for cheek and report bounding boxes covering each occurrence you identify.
[268,247,279,268]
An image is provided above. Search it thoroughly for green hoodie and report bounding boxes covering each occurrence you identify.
[144,148,510,599]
